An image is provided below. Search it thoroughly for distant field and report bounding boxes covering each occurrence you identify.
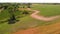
[31,4,60,17]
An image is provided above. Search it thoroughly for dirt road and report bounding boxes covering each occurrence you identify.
[30,8,60,21]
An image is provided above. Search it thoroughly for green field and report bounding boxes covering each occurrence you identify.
[0,4,60,34]
[31,4,60,17]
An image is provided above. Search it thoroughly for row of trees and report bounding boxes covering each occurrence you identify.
[0,3,31,24]
[39,3,60,5]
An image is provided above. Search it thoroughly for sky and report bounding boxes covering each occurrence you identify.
[0,0,60,3]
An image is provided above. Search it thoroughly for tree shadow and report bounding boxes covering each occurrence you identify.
[0,19,19,24]
[8,19,19,24]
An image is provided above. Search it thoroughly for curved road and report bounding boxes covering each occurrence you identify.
[27,8,60,21]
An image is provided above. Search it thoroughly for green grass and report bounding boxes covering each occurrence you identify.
[0,15,59,34]
[0,10,10,20]
[31,4,60,17]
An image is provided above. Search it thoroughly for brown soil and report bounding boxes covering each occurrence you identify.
[13,22,60,34]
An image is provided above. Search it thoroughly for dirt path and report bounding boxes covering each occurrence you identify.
[13,22,60,34]
[27,8,60,21]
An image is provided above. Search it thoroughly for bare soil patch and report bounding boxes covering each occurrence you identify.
[13,22,60,34]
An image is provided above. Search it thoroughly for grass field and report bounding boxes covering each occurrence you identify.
[31,4,60,17]
[0,4,60,34]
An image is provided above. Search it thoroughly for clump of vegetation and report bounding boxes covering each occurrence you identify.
[16,9,32,18]
[0,3,32,24]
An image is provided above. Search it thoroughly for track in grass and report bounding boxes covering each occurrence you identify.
[29,8,60,21]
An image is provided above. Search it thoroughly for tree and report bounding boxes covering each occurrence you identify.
[7,3,20,24]
[0,3,20,24]
[27,3,31,8]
